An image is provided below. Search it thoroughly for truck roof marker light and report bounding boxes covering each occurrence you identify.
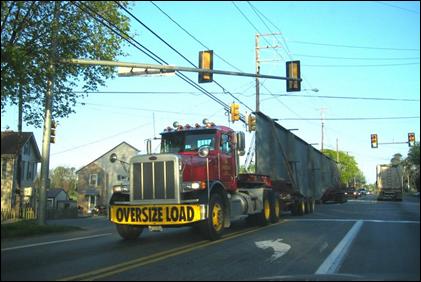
[195,123,201,128]
[185,124,191,129]
[177,125,183,131]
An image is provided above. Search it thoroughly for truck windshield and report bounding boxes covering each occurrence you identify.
[161,130,216,153]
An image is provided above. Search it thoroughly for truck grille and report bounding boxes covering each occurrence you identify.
[131,155,180,202]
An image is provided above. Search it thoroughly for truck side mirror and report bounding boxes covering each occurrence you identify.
[236,131,245,154]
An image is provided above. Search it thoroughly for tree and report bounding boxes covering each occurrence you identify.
[1,1,131,127]
[404,142,420,192]
[49,166,77,200]
[322,149,363,187]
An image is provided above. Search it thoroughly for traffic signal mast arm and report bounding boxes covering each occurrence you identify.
[63,58,302,82]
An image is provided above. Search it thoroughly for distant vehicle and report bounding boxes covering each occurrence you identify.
[358,188,367,196]
[345,187,359,199]
[376,164,403,201]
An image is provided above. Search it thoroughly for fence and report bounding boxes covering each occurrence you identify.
[1,207,37,223]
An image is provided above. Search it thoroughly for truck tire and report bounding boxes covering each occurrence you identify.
[297,200,306,216]
[308,199,316,213]
[116,224,143,240]
[257,191,271,226]
[200,193,225,241]
[271,197,281,223]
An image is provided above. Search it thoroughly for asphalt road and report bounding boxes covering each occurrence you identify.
[2,194,419,281]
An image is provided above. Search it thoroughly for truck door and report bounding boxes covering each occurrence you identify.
[219,133,236,191]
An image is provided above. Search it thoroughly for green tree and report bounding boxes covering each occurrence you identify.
[1,1,131,127]
[49,166,77,200]
[322,149,363,186]
[404,142,420,192]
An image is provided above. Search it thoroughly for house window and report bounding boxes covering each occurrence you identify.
[89,174,98,186]
[117,175,128,181]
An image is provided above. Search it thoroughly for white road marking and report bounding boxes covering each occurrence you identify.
[255,238,291,262]
[315,220,363,274]
[1,233,112,252]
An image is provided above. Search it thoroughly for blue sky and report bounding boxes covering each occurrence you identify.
[1,1,420,184]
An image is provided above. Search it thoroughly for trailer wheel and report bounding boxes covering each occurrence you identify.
[200,193,225,240]
[257,191,271,226]
[116,224,143,240]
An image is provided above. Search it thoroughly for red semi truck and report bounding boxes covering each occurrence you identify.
[108,114,335,240]
[109,118,307,241]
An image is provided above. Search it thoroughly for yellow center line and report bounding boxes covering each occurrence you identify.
[58,221,285,281]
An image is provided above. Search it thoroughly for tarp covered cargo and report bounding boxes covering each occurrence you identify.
[255,112,339,199]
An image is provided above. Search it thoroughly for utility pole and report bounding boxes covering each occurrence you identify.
[320,108,327,151]
[255,34,260,112]
[254,32,283,113]
[38,1,60,225]
[336,137,339,163]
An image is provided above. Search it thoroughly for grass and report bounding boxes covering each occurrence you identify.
[1,220,83,239]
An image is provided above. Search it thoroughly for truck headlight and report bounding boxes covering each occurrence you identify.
[182,181,206,192]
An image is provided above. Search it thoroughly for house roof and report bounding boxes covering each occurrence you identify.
[76,141,140,173]
[1,131,41,161]
[47,188,67,198]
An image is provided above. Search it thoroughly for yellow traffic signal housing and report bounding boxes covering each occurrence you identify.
[198,50,213,83]
[286,60,301,92]
[408,132,415,147]
[370,134,378,148]
[230,103,240,122]
[50,121,57,144]
[248,114,256,132]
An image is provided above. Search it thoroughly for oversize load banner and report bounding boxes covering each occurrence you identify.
[110,205,203,225]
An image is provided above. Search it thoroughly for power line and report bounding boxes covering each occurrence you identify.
[74,2,236,119]
[288,40,420,51]
[374,1,420,14]
[75,91,419,102]
[291,53,420,61]
[276,116,420,121]
[116,1,253,113]
[303,62,420,67]
[150,1,243,73]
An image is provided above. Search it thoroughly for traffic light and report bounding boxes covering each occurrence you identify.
[370,134,378,148]
[50,121,56,144]
[286,60,301,92]
[198,50,213,83]
[230,103,240,122]
[408,132,415,147]
[248,114,256,132]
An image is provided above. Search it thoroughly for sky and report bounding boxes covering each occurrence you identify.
[1,1,420,184]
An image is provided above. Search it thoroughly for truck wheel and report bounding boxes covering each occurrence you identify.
[297,200,306,216]
[200,193,225,241]
[271,197,281,223]
[116,224,143,240]
[257,191,271,226]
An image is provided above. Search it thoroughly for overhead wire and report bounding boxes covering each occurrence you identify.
[115,1,253,114]
[74,1,236,120]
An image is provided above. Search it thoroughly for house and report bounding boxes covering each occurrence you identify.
[1,131,41,213]
[76,142,140,214]
[47,188,69,209]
